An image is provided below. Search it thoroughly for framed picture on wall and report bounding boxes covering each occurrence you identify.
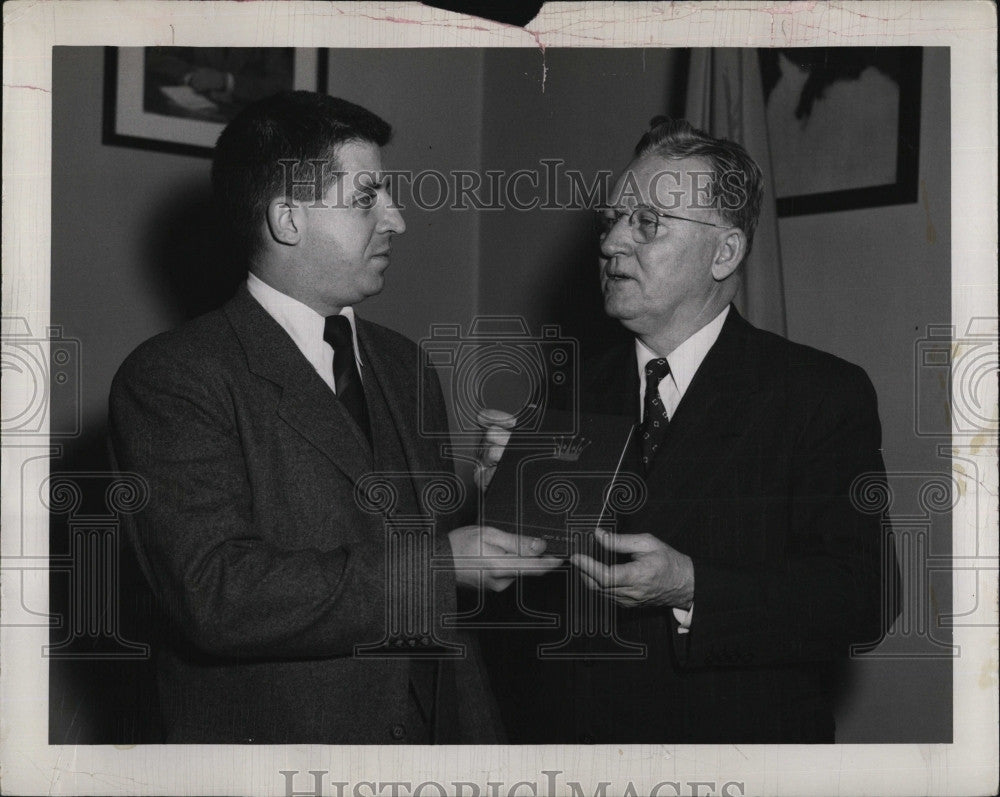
[761,47,922,216]
[102,47,329,158]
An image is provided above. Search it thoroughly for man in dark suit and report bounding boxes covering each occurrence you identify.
[479,117,899,743]
[109,91,557,744]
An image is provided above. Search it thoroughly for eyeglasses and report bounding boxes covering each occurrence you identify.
[595,205,729,245]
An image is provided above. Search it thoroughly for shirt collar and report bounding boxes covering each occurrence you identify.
[246,272,363,370]
[635,305,730,400]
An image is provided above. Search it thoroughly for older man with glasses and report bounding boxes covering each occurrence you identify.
[479,117,900,744]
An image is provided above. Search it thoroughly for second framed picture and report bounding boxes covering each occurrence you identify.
[761,47,923,216]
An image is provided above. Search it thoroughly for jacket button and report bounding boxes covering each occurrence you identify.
[580,733,594,744]
[390,724,406,740]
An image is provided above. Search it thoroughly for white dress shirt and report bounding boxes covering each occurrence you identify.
[634,305,730,633]
[246,272,362,394]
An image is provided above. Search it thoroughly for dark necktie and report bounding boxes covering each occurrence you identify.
[640,357,671,471]
[323,315,370,442]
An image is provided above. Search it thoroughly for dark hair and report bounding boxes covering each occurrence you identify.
[634,116,764,261]
[211,91,392,261]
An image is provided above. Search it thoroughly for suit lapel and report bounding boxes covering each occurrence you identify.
[643,307,765,495]
[582,310,763,471]
[224,286,371,484]
[356,320,439,479]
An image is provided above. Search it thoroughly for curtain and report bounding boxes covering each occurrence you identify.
[685,49,787,337]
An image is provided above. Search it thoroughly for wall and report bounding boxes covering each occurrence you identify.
[322,49,484,343]
[479,48,681,359]
[778,47,952,742]
[52,47,207,448]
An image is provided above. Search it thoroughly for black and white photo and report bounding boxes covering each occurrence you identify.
[1,3,996,796]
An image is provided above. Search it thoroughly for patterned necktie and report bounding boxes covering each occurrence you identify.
[323,315,370,443]
[640,357,671,471]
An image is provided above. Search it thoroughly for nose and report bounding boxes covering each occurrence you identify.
[379,195,406,235]
[599,214,633,259]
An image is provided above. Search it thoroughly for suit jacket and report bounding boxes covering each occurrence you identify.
[109,286,502,744]
[483,307,899,743]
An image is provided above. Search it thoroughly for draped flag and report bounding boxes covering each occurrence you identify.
[685,49,787,337]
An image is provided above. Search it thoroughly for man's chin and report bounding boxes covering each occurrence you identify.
[602,296,632,321]
[362,274,386,298]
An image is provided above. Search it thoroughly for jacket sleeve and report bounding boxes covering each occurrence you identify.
[674,366,901,668]
[108,345,391,661]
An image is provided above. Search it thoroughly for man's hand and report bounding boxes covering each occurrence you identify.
[448,525,561,592]
[570,529,694,609]
[473,409,516,490]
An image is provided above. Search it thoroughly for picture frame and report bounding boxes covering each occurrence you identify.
[762,47,923,216]
[102,47,329,158]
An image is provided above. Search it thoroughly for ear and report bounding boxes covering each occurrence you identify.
[265,197,301,246]
[711,228,747,281]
